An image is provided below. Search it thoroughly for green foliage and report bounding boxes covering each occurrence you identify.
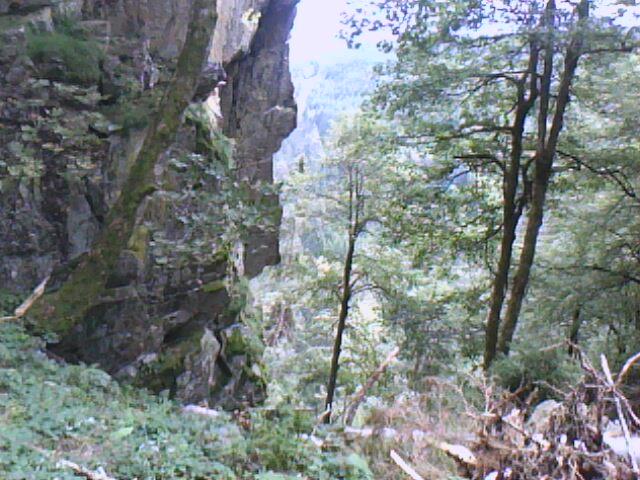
[255,112,418,416]
[0,322,243,478]
[247,408,373,479]
[26,30,103,86]
[247,410,313,472]
[150,105,281,268]
[491,346,582,399]
[0,291,23,317]
[0,321,373,478]
[101,90,163,134]
[338,0,640,369]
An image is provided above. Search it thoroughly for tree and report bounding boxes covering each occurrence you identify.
[28,0,219,333]
[511,51,640,366]
[322,136,365,424]
[319,114,396,423]
[344,0,639,369]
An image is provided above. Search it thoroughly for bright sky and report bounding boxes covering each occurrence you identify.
[290,0,350,65]
[289,0,386,66]
[289,0,640,66]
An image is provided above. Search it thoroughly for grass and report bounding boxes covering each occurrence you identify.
[0,322,241,479]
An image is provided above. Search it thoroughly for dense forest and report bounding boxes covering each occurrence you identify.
[1,0,640,478]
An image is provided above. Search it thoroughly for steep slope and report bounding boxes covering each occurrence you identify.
[0,321,373,478]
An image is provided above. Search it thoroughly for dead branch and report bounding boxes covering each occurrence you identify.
[390,449,427,480]
[344,347,400,426]
[56,459,116,480]
[616,351,640,388]
[0,276,49,322]
[425,438,478,467]
[601,354,640,475]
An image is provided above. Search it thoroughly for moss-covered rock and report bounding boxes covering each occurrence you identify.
[203,279,226,293]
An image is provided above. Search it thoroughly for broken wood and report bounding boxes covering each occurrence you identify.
[601,354,640,475]
[344,346,400,425]
[0,276,49,322]
[615,351,640,387]
[57,459,116,480]
[391,449,426,480]
[56,460,116,480]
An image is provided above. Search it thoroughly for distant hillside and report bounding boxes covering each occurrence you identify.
[274,58,381,179]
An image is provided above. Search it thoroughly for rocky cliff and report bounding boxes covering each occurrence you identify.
[0,0,297,407]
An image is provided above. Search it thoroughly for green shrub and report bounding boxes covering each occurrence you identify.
[0,322,243,478]
[0,291,22,317]
[246,407,373,479]
[101,91,162,133]
[492,346,582,399]
[26,31,103,86]
[0,321,374,479]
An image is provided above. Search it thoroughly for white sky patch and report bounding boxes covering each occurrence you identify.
[289,0,640,66]
[290,0,347,64]
[290,0,388,66]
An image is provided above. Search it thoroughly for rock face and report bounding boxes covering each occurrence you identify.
[0,0,297,407]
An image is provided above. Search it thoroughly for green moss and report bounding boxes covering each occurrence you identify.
[26,31,103,86]
[137,332,201,394]
[26,0,217,347]
[127,225,150,262]
[0,15,27,31]
[203,279,226,294]
[53,15,89,39]
[226,328,248,357]
[100,91,163,136]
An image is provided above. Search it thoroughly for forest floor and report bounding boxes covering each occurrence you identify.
[0,321,373,480]
[2,317,637,480]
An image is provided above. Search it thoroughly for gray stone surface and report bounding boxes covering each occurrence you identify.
[0,0,54,14]
[0,0,299,408]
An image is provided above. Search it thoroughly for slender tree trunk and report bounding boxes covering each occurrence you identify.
[484,42,540,369]
[29,0,218,333]
[484,178,520,368]
[324,227,357,424]
[498,0,588,354]
[323,164,365,424]
[498,173,551,354]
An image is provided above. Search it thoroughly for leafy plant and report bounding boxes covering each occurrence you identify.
[491,346,582,399]
[0,321,374,478]
[0,291,23,317]
[26,30,103,86]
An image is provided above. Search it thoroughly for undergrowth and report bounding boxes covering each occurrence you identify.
[0,322,372,479]
[26,30,103,86]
